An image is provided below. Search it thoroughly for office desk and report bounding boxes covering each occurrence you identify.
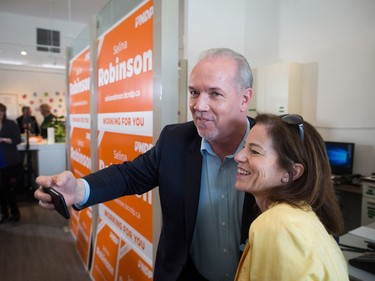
[340,222,375,281]
[18,142,67,176]
[335,184,362,194]
[335,184,363,232]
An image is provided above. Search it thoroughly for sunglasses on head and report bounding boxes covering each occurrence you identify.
[280,114,304,142]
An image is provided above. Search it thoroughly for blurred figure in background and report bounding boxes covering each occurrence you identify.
[39,104,56,139]
[16,106,40,136]
[0,103,22,223]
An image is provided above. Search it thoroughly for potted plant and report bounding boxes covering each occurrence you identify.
[51,116,66,143]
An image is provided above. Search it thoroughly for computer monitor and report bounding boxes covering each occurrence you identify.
[324,141,355,176]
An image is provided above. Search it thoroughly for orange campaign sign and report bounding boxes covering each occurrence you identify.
[70,208,79,239]
[68,46,93,269]
[91,217,121,281]
[92,207,153,281]
[117,244,153,281]
[69,47,91,115]
[70,127,91,177]
[75,207,93,267]
[92,0,154,280]
[69,47,92,177]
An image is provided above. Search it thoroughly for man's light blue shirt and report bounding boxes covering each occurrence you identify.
[74,179,90,208]
[190,120,250,281]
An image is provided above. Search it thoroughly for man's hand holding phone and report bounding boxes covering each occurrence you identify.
[34,171,86,218]
[42,187,70,219]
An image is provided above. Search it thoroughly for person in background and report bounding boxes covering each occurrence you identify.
[16,106,40,136]
[234,113,348,281]
[0,103,22,223]
[39,103,56,139]
[34,48,259,281]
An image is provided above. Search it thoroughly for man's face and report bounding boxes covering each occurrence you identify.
[40,107,49,117]
[23,108,31,116]
[188,57,250,143]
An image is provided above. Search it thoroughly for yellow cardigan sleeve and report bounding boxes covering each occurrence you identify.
[237,205,349,281]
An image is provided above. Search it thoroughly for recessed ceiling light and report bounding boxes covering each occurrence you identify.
[20,50,28,56]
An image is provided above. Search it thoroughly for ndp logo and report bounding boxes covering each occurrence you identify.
[135,6,153,28]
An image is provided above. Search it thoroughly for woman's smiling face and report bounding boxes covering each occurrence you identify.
[234,124,288,197]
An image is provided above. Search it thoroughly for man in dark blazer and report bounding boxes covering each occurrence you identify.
[35,48,259,281]
[16,106,40,136]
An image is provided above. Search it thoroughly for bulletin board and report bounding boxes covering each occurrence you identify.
[0,93,18,121]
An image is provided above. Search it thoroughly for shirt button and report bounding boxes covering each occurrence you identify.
[221,222,226,227]
[221,194,225,199]
[223,248,227,253]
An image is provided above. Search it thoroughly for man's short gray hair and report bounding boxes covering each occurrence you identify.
[197,48,253,92]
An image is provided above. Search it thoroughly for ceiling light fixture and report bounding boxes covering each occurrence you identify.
[20,50,28,56]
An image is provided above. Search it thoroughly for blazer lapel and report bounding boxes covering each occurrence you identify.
[240,193,259,247]
[184,134,203,241]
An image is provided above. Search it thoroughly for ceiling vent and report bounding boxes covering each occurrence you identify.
[36,28,60,53]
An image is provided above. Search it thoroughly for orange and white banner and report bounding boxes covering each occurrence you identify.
[70,114,91,130]
[91,0,154,280]
[68,46,93,268]
[91,206,153,281]
[97,111,152,136]
[75,207,93,267]
[69,47,91,115]
[69,47,92,177]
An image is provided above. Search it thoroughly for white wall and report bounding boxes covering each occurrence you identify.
[183,0,247,82]
[275,0,375,176]
[184,0,375,175]
[0,66,66,125]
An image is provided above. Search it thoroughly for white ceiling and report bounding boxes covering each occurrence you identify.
[0,0,109,70]
[0,0,109,23]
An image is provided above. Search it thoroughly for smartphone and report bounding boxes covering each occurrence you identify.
[43,187,70,219]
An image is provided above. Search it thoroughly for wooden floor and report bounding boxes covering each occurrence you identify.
[0,193,91,281]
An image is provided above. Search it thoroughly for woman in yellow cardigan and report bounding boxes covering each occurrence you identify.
[234,113,349,281]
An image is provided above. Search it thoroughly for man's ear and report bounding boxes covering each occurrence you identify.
[241,88,252,112]
[291,163,304,180]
